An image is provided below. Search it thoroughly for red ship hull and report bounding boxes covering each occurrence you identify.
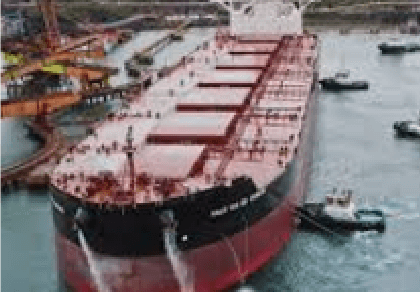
[52,32,320,291]
[56,185,304,292]
[55,84,318,292]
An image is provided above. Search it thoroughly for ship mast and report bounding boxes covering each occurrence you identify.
[124,126,136,192]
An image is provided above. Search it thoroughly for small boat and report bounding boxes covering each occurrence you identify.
[319,70,369,91]
[297,189,386,233]
[393,117,420,138]
[378,38,420,54]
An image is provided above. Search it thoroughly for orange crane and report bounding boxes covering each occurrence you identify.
[37,0,61,52]
[1,0,112,118]
[2,0,105,84]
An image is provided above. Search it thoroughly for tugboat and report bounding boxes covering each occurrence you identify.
[378,38,420,54]
[297,189,386,233]
[319,70,369,91]
[393,113,420,138]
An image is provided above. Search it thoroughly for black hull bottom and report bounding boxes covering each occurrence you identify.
[393,121,420,138]
[296,205,385,234]
[379,45,420,55]
[298,217,385,233]
[50,161,298,258]
[394,130,420,138]
[379,48,406,54]
[319,81,369,91]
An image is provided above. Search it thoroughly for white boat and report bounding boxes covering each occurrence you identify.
[297,189,386,233]
[319,70,369,91]
[378,38,420,54]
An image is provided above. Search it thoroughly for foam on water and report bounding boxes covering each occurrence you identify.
[77,229,109,292]
[162,210,194,292]
[235,286,257,292]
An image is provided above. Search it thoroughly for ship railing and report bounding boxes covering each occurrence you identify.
[266,77,312,85]
[251,105,302,112]
[206,144,231,153]
[207,151,225,160]
[269,72,314,81]
[275,49,315,58]
[272,58,317,70]
[271,64,314,71]
[238,137,295,147]
[246,113,300,127]
[264,89,311,98]
[272,54,315,64]
[263,92,308,100]
[226,149,286,164]
[269,77,314,85]
[263,92,308,99]
[275,48,317,58]
[271,70,314,79]
[264,82,311,90]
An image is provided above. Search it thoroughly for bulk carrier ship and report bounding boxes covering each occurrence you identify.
[50,1,320,291]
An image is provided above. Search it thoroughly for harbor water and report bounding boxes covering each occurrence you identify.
[2,31,420,292]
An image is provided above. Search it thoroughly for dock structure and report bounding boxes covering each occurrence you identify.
[1,63,120,118]
[1,20,191,118]
[1,34,106,83]
[1,120,66,190]
[0,79,152,118]
[1,17,200,189]
[1,65,165,188]
[100,14,160,31]
[1,91,81,118]
[131,20,192,65]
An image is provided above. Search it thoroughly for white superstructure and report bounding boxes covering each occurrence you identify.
[324,192,356,220]
[211,0,318,35]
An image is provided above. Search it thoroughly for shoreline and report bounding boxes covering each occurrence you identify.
[305,26,400,35]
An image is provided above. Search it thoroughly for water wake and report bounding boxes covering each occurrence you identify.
[236,286,257,292]
[161,210,194,292]
[77,229,109,292]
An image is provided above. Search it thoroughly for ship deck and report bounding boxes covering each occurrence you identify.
[51,32,319,206]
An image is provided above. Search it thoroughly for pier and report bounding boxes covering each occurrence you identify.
[1,119,66,190]
[130,20,192,66]
[0,74,153,118]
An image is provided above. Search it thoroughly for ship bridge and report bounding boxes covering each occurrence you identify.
[210,0,320,35]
